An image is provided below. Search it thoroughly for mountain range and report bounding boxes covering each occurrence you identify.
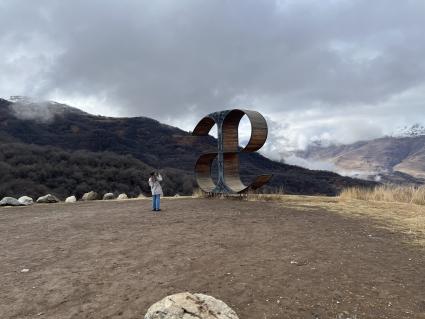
[298,133,425,185]
[0,97,375,199]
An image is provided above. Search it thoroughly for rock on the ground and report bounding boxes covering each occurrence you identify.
[36,194,60,204]
[82,191,98,201]
[0,197,23,206]
[144,292,239,319]
[138,193,147,198]
[18,196,33,206]
[65,196,77,203]
[117,193,128,200]
[103,193,115,200]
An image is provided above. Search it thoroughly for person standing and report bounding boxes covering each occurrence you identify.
[149,171,163,211]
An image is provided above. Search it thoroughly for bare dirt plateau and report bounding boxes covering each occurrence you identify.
[0,198,424,319]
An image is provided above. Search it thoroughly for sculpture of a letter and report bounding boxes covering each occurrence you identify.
[192,109,272,194]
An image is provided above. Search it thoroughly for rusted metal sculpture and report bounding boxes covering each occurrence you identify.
[193,109,272,194]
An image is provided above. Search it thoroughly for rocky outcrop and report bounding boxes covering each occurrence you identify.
[65,196,77,203]
[36,194,60,203]
[0,197,23,206]
[103,193,115,200]
[144,292,239,319]
[117,193,128,200]
[18,196,33,206]
[82,191,98,201]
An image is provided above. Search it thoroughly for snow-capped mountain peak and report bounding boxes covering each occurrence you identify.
[393,124,425,137]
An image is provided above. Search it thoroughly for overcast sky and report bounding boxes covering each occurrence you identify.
[1,0,425,161]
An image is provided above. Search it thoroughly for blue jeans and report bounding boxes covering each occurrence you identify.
[152,194,160,210]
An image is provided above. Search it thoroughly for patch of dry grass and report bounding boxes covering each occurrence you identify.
[340,185,425,206]
[191,188,208,198]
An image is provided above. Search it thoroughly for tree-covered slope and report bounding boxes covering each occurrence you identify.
[0,143,193,199]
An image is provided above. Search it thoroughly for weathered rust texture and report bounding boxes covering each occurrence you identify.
[193,109,272,194]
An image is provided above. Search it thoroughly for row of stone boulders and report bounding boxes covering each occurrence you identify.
[0,191,133,207]
[103,193,115,200]
[65,196,77,203]
[82,191,98,201]
[19,196,34,205]
[0,194,59,207]
[0,197,22,206]
[37,194,60,203]
[117,193,128,200]
[65,191,131,202]
[79,191,129,201]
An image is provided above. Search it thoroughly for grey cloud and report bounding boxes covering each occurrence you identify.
[1,0,425,156]
[7,97,87,123]
[9,100,60,123]
[284,155,336,172]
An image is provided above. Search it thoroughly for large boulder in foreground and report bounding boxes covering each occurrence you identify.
[103,193,115,200]
[65,196,77,203]
[82,191,98,201]
[0,197,23,206]
[144,292,239,319]
[18,196,34,206]
[36,194,60,204]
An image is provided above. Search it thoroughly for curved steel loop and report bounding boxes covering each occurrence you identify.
[193,116,216,136]
[222,109,268,153]
[194,152,217,193]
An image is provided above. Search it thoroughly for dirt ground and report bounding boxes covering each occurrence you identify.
[0,197,424,319]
